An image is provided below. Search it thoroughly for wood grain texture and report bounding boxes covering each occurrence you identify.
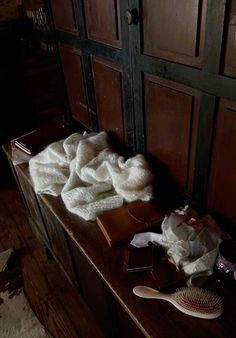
[92,56,125,146]
[69,237,120,338]
[142,0,207,67]
[0,182,104,338]
[39,198,77,284]
[208,99,236,225]
[84,0,121,47]
[223,0,236,77]
[192,93,216,207]
[14,166,50,247]
[3,150,235,338]
[59,44,90,127]
[116,302,145,338]
[3,114,236,338]
[50,0,77,34]
[144,75,199,196]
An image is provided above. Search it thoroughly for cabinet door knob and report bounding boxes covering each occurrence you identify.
[124,9,139,25]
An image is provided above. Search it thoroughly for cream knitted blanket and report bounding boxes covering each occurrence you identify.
[29,131,154,221]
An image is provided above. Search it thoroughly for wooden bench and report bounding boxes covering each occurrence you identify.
[3,141,236,338]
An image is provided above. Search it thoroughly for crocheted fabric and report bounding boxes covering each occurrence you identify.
[29,131,154,221]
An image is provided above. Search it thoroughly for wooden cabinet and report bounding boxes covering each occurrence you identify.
[142,0,207,67]
[46,0,236,228]
[84,0,121,47]
[3,143,236,338]
[144,75,199,196]
[207,99,236,224]
[59,44,90,127]
[2,2,236,337]
[223,0,236,78]
[14,166,50,247]
[50,0,77,34]
[38,198,77,283]
[68,237,120,338]
[91,56,126,145]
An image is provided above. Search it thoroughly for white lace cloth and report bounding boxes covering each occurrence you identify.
[131,206,222,284]
[29,131,154,221]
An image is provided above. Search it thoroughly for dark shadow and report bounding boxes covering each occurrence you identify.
[145,154,182,211]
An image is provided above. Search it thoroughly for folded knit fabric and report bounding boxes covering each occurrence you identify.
[29,131,154,221]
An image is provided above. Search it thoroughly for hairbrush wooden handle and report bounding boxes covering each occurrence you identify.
[133,286,223,319]
[133,285,172,301]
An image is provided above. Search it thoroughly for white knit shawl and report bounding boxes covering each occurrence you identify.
[29,131,154,221]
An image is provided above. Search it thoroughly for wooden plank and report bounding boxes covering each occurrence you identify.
[207,99,236,227]
[84,0,121,48]
[203,0,226,73]
[91,56,125,146]
[223,0,236,77]
[59,44,90,128]
[142,0,206,67]
[144,74,199,196]
[50,0,77,34]
[0,183,105,338]
[192,93,216,207]
[45,263,104,338]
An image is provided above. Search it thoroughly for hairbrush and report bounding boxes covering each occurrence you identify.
[133,285,223,319]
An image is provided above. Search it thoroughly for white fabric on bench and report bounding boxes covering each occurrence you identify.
[29,131,154,221]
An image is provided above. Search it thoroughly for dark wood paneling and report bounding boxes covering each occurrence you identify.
[14,167,50,246]
[223,0,236,78]
[192,93,216,207]
[116,302,145,338]
[92,56,125,145]
[144,75,199,196]
[39,201,76,283]
[50,0,77,34]
[59,44,90,127]
[137,52,236,102]
[0,181,105,338]
[142,0,207,67]
[84,0,121,47]
[69,238,120,338]
[208,99,236,224]
[203,0,226,73]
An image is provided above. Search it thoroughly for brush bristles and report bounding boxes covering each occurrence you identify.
[175,287,223,314]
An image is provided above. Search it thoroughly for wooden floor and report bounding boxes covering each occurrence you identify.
[0,181,104,338]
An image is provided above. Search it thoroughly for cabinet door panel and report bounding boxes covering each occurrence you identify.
[50,0,77,34]
[69,239,120,337]
[92,56,125,145]
[223,0,236,78]
[142,0,207,67]
[39,201,76,283]
[144,75,199,195]
[84,0,121,47]
[59,44,90,127]
[15,168,50,246]
[208,99,236,224]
